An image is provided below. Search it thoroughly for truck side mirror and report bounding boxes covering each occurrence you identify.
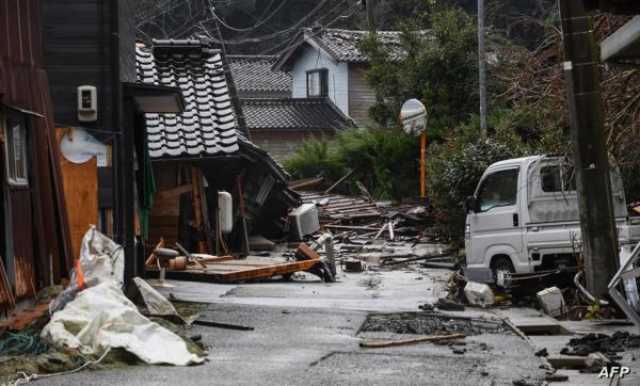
[465,196,478,213]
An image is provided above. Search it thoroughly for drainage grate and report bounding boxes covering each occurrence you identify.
[359,312,514,336]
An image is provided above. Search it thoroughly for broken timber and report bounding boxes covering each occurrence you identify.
[359,333,465,348]
[146,255,322,283]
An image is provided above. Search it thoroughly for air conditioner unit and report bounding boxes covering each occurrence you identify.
[289,203,320,240]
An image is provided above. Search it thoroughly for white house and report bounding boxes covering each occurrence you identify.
[273,27,413,127]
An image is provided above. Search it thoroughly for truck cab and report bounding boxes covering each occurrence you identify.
[464,155,640,283]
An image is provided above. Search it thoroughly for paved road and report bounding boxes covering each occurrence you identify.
[36,269,548,385]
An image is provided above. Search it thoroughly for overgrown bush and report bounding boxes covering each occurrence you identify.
[427,112,567,244]
[284,128,419,200]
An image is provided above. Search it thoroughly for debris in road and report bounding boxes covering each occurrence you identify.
[536,286,566,317]
[193,319,255,331]
[544,373,569,382]
[359,333,465,348]
[41,228,205,366]
[561,331,640,356]
[344,259,364,273]
[464,281,495,307]
[534,348,549,357]
[512,377,537,386]
[435,298,466,311]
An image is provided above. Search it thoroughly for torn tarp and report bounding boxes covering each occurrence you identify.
[41,228,204,366]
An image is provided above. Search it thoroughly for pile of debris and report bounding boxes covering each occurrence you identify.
[561,332,640,357]
[293,188,458,274]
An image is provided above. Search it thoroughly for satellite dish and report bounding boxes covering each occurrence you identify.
[400,99,427,136]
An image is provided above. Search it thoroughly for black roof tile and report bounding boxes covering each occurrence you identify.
[242,98,355,131]
[227,55,292,96]
[136,40,240,159]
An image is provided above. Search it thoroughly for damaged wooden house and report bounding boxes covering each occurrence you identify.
[0,0,72,314]
[136,39,328,282]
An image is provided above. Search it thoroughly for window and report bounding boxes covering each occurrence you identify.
[476,169,519,212]
[306,69,328,97]
[2,112,28,186]
[540,165,576,193]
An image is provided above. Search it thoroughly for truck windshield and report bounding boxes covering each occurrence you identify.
[476,169,519,212]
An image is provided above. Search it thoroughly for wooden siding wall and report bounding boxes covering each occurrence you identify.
[348,64,376,128]
[42,0,136,129]
[0,0,72,291]
[42,0,114,130]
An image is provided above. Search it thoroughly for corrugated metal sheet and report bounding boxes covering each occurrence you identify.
[0,0,72,296]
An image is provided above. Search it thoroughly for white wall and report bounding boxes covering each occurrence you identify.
[291,45,350,116]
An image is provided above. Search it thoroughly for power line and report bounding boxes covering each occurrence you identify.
[208,0,288,33]
[204,0,334,45]
[262,0,358,56]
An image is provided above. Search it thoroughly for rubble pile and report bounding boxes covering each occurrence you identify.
[561,332,640,356]
[298,190,458,273]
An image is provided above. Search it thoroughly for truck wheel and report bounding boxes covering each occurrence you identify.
[491,256,515,281]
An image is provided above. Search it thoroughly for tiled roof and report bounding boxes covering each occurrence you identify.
[310,29,408,63]
[227,55,292,96]
[274,28,429,70]
[136,39,239,159]
[241,98,355,131]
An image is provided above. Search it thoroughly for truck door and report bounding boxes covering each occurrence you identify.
[468,168,525,272]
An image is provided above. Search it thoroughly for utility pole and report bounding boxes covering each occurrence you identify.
[478,0,487,137]
[558,0,619,298]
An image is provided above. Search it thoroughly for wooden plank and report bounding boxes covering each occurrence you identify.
[360,334,465,348]
[147,257,321,283]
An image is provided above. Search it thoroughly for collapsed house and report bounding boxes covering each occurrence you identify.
[135,39,300,260]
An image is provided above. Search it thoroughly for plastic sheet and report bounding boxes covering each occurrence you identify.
[42,228,204,366]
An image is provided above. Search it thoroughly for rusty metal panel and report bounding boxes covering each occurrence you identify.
[0,0,72,291]
[8,188,36,297]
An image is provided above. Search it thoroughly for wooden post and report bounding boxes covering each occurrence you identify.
[236,175,251,257]
[558,0,619,297]
[419,131,427,199]
[191,166,207,253]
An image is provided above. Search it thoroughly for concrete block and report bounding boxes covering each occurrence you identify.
[536,286,565,317]
[464,281,495,307]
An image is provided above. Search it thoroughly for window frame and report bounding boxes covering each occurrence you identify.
[476,168,520,213]
[306,68,328,97]
[540,164,576,194]
[1,110,29,187]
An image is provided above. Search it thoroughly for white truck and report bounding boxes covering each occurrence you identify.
[463,155,640,283]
